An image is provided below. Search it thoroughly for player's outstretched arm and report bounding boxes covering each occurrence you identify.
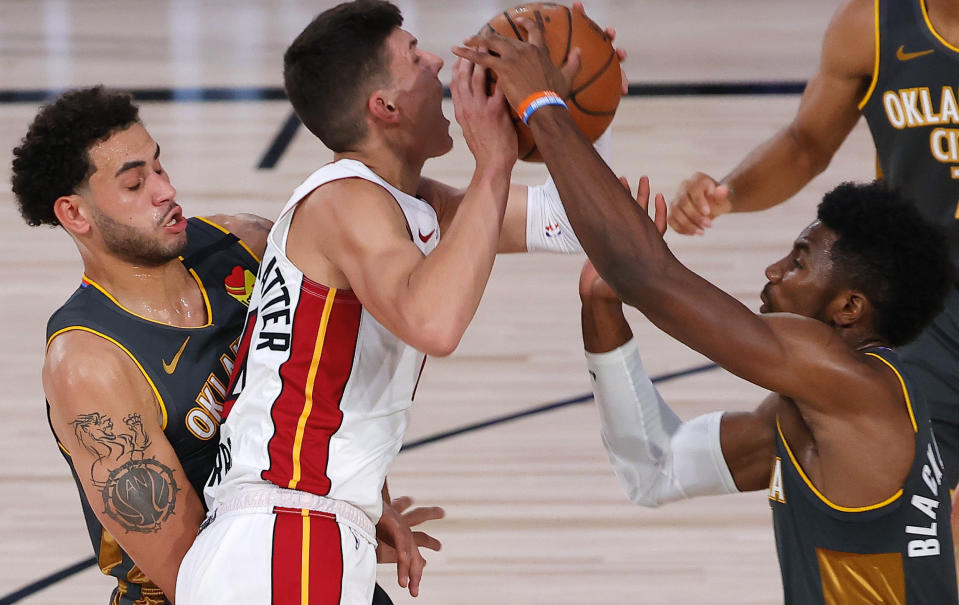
[44,331,207,603]
[455,22,873,408]
[667,0,874,235]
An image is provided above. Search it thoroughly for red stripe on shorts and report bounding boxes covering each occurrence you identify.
[271,507,343,605]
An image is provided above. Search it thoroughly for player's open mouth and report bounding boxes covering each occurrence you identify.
[161,205,186,231]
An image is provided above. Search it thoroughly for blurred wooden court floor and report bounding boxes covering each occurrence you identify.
[0,1,877,603]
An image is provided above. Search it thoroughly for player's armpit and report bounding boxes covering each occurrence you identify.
[719,394,779,492]
[44,331,207,602]
[418,176,530,254]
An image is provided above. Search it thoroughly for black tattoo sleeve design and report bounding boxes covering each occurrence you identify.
[71,412,178,533]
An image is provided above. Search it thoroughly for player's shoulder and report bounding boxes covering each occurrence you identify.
[200,213,273,259]
[45,329,141,394]
[823,0,876,69]
[301,176,406,226]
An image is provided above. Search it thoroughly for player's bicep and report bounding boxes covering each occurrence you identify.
[45,333,201,533]
[790,0,873,156]
[299,182,429,337]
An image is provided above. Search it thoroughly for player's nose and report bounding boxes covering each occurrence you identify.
[764,257,785,283]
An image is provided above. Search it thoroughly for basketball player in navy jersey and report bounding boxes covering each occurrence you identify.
[12,87,440,605]
[668,0,959,560]
[457,20,958,602]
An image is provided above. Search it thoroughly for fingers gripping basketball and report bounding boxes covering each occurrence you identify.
[482,3,621,161]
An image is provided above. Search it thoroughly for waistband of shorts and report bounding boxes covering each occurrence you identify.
[213,486,376,543]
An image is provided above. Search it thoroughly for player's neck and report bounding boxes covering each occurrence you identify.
[81,254,209,327]
[335,142,426,196]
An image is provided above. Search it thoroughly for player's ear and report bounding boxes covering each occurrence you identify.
[368,89,399,124]
[54,194,93,236]
[829,289,869,329]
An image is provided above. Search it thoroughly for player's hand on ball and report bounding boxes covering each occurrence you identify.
[450,54,518,170]
[572,2,628,94]
[453,18,571,111]
[668,172,733,236]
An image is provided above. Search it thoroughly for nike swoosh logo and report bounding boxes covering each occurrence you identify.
[162,336,191,374]
[896,45,934,61]
[418,228,435,243]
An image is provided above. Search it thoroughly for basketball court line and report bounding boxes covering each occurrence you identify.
[0,81,805,105]
[0,362,719,604]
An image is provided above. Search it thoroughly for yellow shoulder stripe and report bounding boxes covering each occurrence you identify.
[195,215,262,264]
[776,417,903,512]
[46,326,169,431]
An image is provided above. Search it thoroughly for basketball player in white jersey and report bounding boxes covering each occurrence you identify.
[175,1,599,603]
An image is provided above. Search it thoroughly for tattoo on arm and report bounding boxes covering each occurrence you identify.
[71,412,178,533]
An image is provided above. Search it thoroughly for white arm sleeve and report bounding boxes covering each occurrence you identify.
[525,129,613,253]
[585,338,739,507]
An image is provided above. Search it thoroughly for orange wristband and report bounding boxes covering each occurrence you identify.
[516,90,566,124]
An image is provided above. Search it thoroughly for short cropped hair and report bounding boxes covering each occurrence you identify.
[11,86,140,227]
[283,0,402,152]
[817,180,952,346]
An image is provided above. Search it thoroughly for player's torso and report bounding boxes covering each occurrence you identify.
[209,159,438,523]
[768,347,957,604]
[45,217,259,603]
[860,0,959,273]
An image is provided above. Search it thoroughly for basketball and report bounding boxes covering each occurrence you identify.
[481,3,621,162]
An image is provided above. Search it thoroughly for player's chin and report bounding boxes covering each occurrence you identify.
[428,123,453,156]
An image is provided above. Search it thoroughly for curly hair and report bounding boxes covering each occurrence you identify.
[284,0,402,152]
[11,86,140,227]
[817,180,953,346]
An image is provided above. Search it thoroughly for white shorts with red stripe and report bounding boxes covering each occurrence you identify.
[176,486,377,605]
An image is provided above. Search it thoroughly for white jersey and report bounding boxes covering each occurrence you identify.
[206,159,439,523]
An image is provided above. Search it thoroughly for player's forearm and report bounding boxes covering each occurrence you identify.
[722,125,831,214]
[90,481,206,602]
[527,107,671,307]
[405,166,511,355]
[581,297,633,354]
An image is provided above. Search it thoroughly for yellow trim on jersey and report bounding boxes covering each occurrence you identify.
[288,288,338,490]
[195,215,262,264]
[776,418,903,512]
[81,273,213,328]
[920,0,959,52]
[857,0,881,110]
[301,509,311,604]
[186,267,213,323]
[865,352,918,432]
[46,326,169,430]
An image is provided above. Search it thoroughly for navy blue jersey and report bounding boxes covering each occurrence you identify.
[45,217,259,605]
[770,347,957,604]
[859,0,959,274]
